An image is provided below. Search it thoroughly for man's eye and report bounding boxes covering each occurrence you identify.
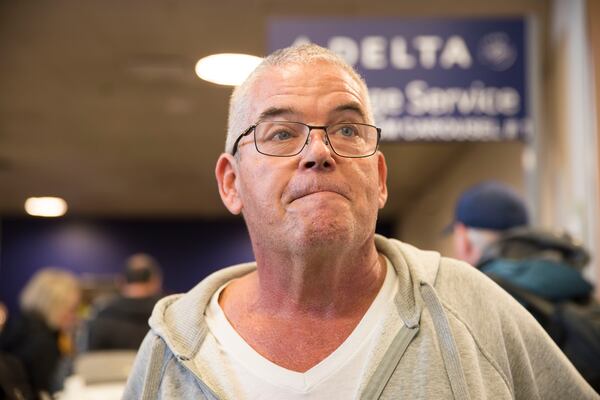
[272,130,294,141]
[338,125,358,137]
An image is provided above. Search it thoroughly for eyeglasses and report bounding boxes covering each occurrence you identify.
[231,121,381,158]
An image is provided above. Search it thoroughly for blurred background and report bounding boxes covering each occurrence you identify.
[0,0,598,310]
[1,0,599,397]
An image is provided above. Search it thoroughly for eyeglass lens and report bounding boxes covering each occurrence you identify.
[254,121,378,157]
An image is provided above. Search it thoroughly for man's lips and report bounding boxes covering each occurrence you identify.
[285,181,351,204]
[294,190,344,201]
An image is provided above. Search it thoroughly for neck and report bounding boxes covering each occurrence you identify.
[244,239,386,318]
[121,283,156,298]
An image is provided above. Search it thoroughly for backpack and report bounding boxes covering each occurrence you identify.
[491,275,600,392]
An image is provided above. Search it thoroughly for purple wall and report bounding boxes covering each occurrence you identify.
[0,217,254,313]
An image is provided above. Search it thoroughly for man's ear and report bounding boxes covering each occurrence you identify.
[453,223,468,258]
[453,223,476,265]
[376,151,388,209]
[215,153,242,215]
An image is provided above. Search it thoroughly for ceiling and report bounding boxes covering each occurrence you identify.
[1,0,538,219]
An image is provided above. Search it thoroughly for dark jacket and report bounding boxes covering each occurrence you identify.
[0,352,36,400]
[477,228,593,303]
[0,312,61,396]
[86,294,162,351]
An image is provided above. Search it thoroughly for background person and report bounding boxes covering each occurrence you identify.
[84,253,163,351]
[0,302,7,334]
[124,44,596,399]
[450,180,593,306]
[0,267,81,397]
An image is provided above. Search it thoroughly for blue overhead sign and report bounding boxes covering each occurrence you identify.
[268,18,531,142]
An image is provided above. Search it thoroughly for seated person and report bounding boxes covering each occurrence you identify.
[0,268,80,397]
[85,253,163,351]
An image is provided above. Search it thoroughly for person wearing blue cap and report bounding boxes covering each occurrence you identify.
[451,180,529,266]
[450,181,592,302]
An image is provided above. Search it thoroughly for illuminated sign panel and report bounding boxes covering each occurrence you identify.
[268,18,531,142]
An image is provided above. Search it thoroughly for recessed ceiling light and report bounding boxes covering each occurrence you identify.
[195,53,263,86]
[24,197,68,217]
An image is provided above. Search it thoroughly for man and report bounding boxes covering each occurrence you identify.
[85,253,163,351]
[451,180,593,304]
[124,45,597,399]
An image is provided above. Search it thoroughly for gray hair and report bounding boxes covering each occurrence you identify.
[20,267,80,329]
[466,227,501,255]
[225,43,373,154]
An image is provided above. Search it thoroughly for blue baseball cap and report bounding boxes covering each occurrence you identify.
[449,181,529,231]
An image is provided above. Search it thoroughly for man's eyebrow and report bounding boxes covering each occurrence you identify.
[256,103,366,122]
[332,103,367,120]
[256,107,296,122]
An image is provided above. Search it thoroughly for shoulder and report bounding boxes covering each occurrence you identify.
[151,262,257,325]
[124,331,215,399]
[375,236,595,396]
[89,294,122,318]
[147,262,257,359]
[0,314,59,363]
[435,256,597,396]
[436,256,508,303]
[434,255,536,337]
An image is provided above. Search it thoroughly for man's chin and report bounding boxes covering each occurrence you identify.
[291,218,355,249]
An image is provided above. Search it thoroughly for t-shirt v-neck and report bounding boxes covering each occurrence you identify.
[202,256,398,396]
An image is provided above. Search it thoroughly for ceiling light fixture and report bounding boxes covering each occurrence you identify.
[24,196,68,217]
[195,53,263,86]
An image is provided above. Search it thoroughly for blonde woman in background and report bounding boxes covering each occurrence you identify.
[0,267,80,398]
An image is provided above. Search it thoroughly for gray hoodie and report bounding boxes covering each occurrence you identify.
[123,236,598,399]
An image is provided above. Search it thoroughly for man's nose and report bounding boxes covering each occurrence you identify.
[301,130,334,170]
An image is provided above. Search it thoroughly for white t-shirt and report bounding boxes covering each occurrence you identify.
[195,257,401,400]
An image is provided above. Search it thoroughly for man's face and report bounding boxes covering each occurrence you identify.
[216,61,388,254]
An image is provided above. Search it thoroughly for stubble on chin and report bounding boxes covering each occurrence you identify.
[286,211,357,254]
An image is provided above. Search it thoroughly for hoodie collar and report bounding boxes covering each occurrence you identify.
[374,235,441,328]
[150,235,441,360]
[149,262,255,360]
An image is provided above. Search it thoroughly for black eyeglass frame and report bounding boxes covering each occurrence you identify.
[230,121,382,158]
